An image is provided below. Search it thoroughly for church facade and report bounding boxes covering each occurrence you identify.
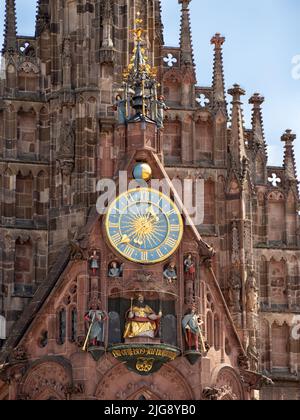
[0,0,299,401]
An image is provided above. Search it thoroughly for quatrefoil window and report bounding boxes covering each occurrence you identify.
[268,173,281,187]
[163,53,178,68]
[196,94,210,108]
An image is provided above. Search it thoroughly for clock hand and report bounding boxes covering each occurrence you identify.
[146,205,159,223]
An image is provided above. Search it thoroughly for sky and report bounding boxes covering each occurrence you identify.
[0,0,299,176]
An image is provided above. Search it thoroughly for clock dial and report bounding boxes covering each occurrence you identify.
[105,188,183,264]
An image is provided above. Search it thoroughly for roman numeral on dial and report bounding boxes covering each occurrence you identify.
[141,252,148,262]
[165,237,177,248]
[111,233,122,246]
[123,245,134,259]
[157,249,164,258]
[170,224,180,232]
[109,222,119,229]
[166,208,177,217]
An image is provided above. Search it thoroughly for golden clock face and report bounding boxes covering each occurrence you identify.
[105,188,183,264]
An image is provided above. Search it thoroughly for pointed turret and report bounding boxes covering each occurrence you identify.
[211,33,226,112]
[249,93,267,154]
[281,129,298,182]
[2,0,17,54]
[178,0,194,67]
[35,0,50,37]
[228,84,248,175]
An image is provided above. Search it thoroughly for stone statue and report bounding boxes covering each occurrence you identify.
[184,254,196,281]
[154,95,169,129]
[229,272,242,312]
[246,271,258,313]
[163,263,177,284]
[89,250,100,275]
[62,37,72,87]
[108,261,123,278]
[84,302,107,348]
[58,121,75,158]
[123,294,162,339]
[114,94,127,124]
[182,307,204,353]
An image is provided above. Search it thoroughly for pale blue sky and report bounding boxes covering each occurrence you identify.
[1,0,299,175]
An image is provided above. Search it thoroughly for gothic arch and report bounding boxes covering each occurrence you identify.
[271,321,290,369]
[163,70,183,105]
[128,387,162,401]
[255,152,266,184]
[18,61,39,91]
[95,363,194,401]
[33,388,63,401]
[20,358,72,401]
[210,365,245,400]
[260,319,271,372]
[2,168,15,218]
[6,63,16,89]
[17,108,37,158]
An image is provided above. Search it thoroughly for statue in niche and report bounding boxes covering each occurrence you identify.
[246,270,259,313]
[123,294,162,339]
[108,261,123,278]
[83,301,108,350]
[89,250,100,275]
[113,94,127,124]
[62,37,72,87]
[58,121,75,159]
[184,254,196,281]
[153,95,170,129]
[163,262,177,284]
[182,306,205,353]
[228,271,242,312]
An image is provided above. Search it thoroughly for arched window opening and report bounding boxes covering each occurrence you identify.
[206,311,213,348]
[214,315,221,351]
[70,308,77,343]
[58,308,66,345]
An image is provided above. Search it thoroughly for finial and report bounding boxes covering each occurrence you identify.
[228,84,246,102]
[281,129,296,144]
[281,130,298,181]
[228,84,248,175]
[211,32,226,110]
[249,93,264,106]
[249,93,266,152]
[211,33,225,49]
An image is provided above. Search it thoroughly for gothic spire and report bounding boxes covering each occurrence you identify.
[211,33,226,112]
[281,129,298,182]
[122,12,158,122]
[178,0,194,67]
[249,93,267,154]
[228,84,248,175]
[35,0,50,37]
[155,0,164,44]
[2,0,17,54]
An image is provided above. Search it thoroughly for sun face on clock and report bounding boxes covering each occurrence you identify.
[105,188,183,264]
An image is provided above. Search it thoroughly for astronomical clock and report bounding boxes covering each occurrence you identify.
[106,187,183,264]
